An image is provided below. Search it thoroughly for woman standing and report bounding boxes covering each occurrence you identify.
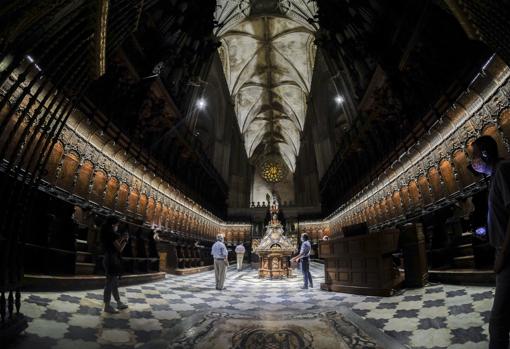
[101,216,129,313]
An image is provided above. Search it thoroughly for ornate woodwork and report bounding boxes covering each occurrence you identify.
[319,227,401,296]
[317,0,493,214]
[301,56,510,236]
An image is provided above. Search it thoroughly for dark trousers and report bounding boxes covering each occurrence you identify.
[490,262,510,348]
[301,258,313,288]
[104,274,121,304]
[103,253,122,305]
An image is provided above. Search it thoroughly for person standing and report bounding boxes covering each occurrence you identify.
[101,216,129,313]
[235,243,246,271]
[290,233,313,289]
[470,135,510,349]
[211,234,228,290]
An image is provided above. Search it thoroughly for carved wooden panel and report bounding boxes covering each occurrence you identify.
[75,161,93,198]
[22,131,43,172]
[373,202,381,223]
[138,193,148,217]
[104,177,119,209]
[146,197,155,224]
[428,167,443,202]
[453,150,475,188]
[44,142,64,184]
[127,190,139,213]
[392,191,402,216]
[57,151,80,192]
[418,176,432,206]
[439,160,458,195]
[466,138,475,158]
[5,117,25,159]
[306,70,510,234]
[337,259,349,268]
[161,205,169,228]
[376,202,385,221]
[385,194,395,219]
[169,207,176,230]
[319,228,401,295]
[500,108,510,140]
[90,170,107,204]
[154,201,162,226]
[407,180,420,208]
[117,183,129,213]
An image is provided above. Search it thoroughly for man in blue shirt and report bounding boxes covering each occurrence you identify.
[290,233,313,289]
[211,234,229,290]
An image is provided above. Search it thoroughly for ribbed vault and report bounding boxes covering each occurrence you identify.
[215,1,317,173]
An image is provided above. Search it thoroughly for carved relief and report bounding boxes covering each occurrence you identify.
[138,193,148,217]
[428,167,443,202]
[306,61,510,235]
[89,170,107,204]
[57,151,80,192]
[117,183,129,213]
[439,160,458,195]
[104,177,119,210]
[499,108,510,140]
[75,160,94,198]
[44,141,64,184]
[127,189,139,213]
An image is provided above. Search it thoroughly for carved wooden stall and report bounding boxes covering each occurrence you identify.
[115,223,160,274]
[319,228,401,296]
[8,97,252,282]
[323,55,510,234]
[0,0,246,341]
[298,55,510,285]
[157,236,215,275]
[157,222,250,275]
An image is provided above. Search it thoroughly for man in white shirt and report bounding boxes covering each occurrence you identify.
[290,233,313,289]
[235,243,246,271]
[211,234,228,290]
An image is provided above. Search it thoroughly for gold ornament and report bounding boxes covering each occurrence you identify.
[260,160,286,183]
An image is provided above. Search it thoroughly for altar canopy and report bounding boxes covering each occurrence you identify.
[254,200,296,278]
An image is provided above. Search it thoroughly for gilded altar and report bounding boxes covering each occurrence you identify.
[254,202,295,278]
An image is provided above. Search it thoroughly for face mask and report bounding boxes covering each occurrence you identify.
[301,237,305,242]
[471,158,488,174]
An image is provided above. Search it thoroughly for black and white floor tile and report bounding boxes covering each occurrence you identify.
[9,263,494,348]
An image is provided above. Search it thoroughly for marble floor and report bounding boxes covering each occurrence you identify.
[9,262,494,349]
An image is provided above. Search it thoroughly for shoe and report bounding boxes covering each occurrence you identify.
[104,305,119,314]
[117,302,128,310]
[301,286,308,290]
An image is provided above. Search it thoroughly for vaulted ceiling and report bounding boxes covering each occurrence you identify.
[214,0,318,172]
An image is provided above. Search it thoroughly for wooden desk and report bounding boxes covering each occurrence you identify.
[319,228,402,296]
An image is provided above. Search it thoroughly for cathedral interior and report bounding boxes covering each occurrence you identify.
[1,0,510,348]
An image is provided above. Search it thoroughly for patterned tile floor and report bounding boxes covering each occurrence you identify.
[9,262,494,349]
